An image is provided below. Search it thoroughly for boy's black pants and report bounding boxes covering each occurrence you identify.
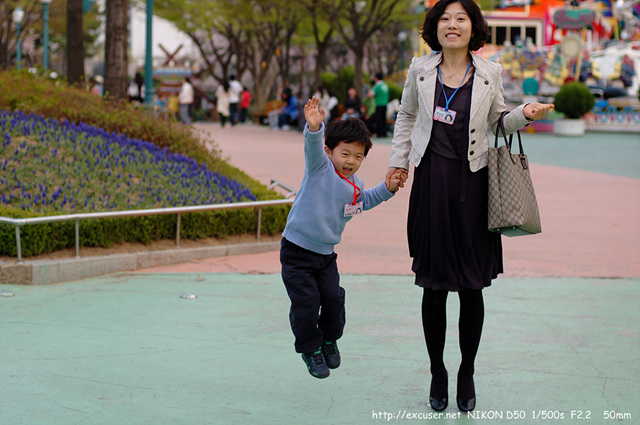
[280,238,346,354]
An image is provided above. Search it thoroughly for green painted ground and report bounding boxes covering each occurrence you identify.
[1,273,638,424]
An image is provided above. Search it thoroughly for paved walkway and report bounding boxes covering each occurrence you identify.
[145,124,640,278]
[1,123,639,424]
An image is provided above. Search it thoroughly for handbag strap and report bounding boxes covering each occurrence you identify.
[494,111,511,150]
[510,127,529,170]
[494,111,528,168]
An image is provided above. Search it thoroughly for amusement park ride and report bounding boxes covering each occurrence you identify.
[472,0,639,131]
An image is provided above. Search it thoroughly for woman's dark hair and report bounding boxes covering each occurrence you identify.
[281,87,293,101]
[420,0,489,52]
[325,118,372,157]
[222,80,230,92]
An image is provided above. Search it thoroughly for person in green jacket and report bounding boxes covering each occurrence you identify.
[368,72,389,137]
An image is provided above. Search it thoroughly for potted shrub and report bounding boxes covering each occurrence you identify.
[553,82,595,136]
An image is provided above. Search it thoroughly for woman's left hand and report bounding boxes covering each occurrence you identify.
[523,103,554,121]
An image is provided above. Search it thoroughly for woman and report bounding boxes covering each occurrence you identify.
[385,0,553,413]
[216,80,231,127]
[341,87,362,120]
[269,87,299,130]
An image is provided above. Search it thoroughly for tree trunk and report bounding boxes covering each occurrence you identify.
[314,40,329,89]
[67,0,85,85]
[354,42,365,100]
[250,50,279,114]
[104,0,129,100]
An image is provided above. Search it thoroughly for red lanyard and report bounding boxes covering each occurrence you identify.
[336,171,361,205]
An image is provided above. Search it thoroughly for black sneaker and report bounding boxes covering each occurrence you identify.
[322,340,341,369]
[301,350,330,379]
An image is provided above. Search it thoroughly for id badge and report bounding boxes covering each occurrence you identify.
[433,106,456,125]
[344,201,364,217]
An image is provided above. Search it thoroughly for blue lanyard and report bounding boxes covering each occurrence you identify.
[437,61,472,111]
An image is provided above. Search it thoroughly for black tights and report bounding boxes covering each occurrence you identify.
[421,287,484,399]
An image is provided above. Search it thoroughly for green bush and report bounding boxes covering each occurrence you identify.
[321,66,371,104]
[320,66,402,104]
[387,80,403,102]
[553,82,595,119]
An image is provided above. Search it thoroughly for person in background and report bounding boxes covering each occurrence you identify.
[318,87,339,124]
[368,73,389,137]
[341,87,361,120]
[179,77,195,124]
[156,95,167,117]
[216,80,231,127]
[228,74,243,126]
[239,88,252,123]
[128,78,144,104]
[270,87,299,130]
[361,82,376,134]
[385,0,553,413]
[134,70,144,102]
[167,94,179,120]
[89,75,104,96]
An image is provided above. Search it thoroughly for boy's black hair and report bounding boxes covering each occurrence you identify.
[325,118,373,157]
[420,0,489,52]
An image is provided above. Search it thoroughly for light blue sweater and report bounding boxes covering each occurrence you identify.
[282,123,395,255]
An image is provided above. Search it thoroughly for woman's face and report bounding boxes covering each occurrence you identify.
[437,2,473,52]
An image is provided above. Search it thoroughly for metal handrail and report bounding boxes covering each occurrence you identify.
[269,179,297,198]
[0,198,294,263]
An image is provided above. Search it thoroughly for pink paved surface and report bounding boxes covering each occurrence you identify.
[140,123,640,278]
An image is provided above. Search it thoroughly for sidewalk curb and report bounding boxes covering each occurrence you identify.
[0,241,280,285]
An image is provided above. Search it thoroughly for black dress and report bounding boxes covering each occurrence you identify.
[408,75,503,291]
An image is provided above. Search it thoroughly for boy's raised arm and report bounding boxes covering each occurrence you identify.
[304,97,326,132]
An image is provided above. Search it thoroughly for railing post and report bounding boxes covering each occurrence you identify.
[257,207,262,241]
[15,225,23,263]
[75,219,80,258]
[176,213,181,248]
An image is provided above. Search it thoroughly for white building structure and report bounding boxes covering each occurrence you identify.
[129,6,199,73]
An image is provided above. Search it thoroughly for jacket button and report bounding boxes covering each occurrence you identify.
[471,140,476,144]
[484,80,489,85]
[420,76,424,81]
[470,129,475,133]
[470,150,475,155]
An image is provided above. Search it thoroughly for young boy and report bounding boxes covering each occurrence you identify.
[281,97,405,379]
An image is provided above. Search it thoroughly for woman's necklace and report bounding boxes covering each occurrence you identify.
[442,59,470,78]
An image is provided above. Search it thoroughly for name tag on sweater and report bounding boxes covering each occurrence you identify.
[344,201,363,217]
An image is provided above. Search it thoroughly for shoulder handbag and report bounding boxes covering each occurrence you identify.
[487,111,542,236]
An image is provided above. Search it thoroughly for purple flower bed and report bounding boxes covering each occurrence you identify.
[0,110,256,213]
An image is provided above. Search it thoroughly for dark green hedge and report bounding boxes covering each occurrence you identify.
[0,204,289,257]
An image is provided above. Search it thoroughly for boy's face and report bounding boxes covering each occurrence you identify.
[324,141,365,179]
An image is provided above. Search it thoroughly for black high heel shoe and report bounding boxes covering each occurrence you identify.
[430,395,449,412]
[429,369,448,412]
[456,372,476,412]
[457,396,476,412]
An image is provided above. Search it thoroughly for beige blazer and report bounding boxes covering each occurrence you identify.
[389,52,531,172]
